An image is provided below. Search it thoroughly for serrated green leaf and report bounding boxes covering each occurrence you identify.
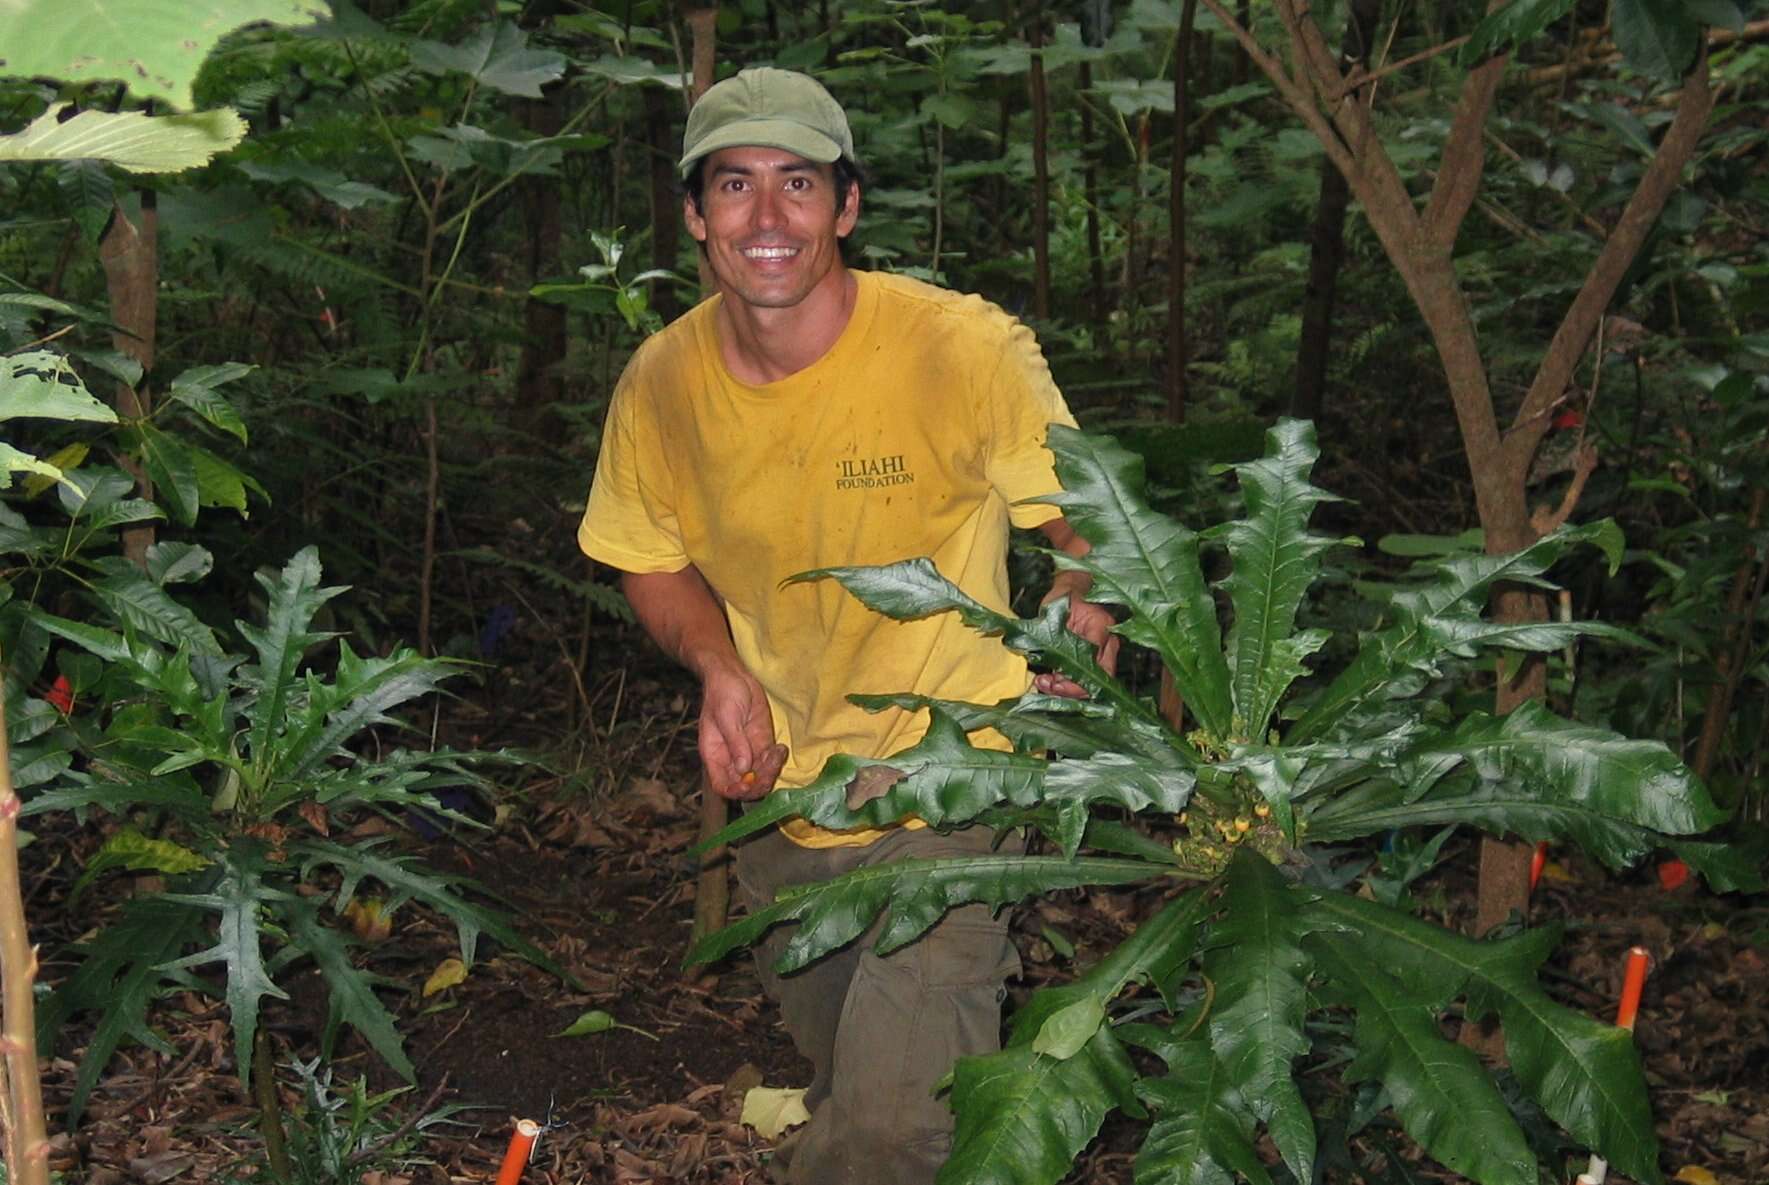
[1292,521,1626,744]
[160,860,291,1092]
[1220,420,1346,739]
[1134,1046,1273,1185]
[795,560,1172,739]
[237,547,342,765]
[1307,929,1535,1185]
[1301,893,1661,1185]
[277,644,456,780]
[1034,425,1233,737]
[0,0,326,109]
[0,350,116,424]
[287,907,414,1082]
[940,1027,1141,1185]
[410,22,567,98]
[1202,851,1316,1181]
[1410,702,1719,835]
[687,854,1165,974]
[0,104,246,173]
[186,440,264,515]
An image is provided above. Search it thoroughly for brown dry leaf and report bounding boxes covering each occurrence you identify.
[1673,1168,1719,1185]
[127,1151,194,1184]
[626,777,682,819]
[846,764,906,810]
[625,1102,699,1134]
[667,1131,710,1177]
[297,801,329,836]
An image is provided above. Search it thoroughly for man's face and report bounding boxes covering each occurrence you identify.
[684,146,860,313]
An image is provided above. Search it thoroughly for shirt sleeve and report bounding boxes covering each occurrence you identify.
[577,369,691,573]
[983,316,1079,528]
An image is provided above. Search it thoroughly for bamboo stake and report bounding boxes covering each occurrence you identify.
[1577,946,1650,1185]
[0,677,51,1185]
[494,1117,542,1185]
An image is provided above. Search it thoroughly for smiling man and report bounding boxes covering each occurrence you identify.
[578,67,1115,1185]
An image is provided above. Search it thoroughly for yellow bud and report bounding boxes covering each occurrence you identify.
[1235,817,1252,832]
[1254,802,1272,818]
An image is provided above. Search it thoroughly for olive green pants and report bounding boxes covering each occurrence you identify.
[733,825,1021,1185]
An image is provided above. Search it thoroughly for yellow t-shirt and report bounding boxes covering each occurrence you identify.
[579,270,1076,846]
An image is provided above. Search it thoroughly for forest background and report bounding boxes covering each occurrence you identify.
[0,0,1765,1182]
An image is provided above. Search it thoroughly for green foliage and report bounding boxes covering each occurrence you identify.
[692,420,1747,1185]
[228,1057,465,1185]
[0,105,247,173]
[18,547,564,1124]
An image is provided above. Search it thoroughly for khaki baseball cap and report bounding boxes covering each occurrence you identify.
[679,67,856,179]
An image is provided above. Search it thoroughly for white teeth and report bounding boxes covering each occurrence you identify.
[743,246,797,260]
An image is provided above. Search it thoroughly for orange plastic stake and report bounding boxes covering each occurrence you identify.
[1614,946,1650,1031]
[1579,947,1652,1185]
[1528,842,1549,893]
[494,1118,542,1185]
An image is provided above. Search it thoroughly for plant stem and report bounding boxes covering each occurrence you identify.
[254,1026,291,1182]
[0,679,51,1185]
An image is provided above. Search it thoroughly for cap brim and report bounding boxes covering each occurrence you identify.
[678,118,844,178]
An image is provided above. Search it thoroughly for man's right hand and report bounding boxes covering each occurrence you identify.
[699,663,788,800]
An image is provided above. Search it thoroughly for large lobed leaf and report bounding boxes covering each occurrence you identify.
[1302,891,1661,1184]
[287,907,414,1083]
[1307,928,1536,1185]
[685,854,1167,974]
[1201,851,1317,1180]
[791,560,1175,739]
[700,706,1192,858]
[1031,424,1233,738]
[1133,1045,1273,1185]
[276,642,458,781]
[940,1028,1142,1185]
[1217,420,1346,740]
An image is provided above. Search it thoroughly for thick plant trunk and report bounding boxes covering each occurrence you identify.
[1029,8,1052,321]
[686,6,719,298]
[99,194,157,570]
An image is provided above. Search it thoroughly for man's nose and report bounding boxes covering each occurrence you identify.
[752,187,784,230]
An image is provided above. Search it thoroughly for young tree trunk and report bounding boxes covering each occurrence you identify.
[1077,62,1106,333]
[98,194,158,570]
[1166,0,1198,424]
[1291,0,1380,424]
[645,85,684,324]
[686,5,719,299]
[1029,8,1052,321]
[0,685,50,1185]
[515,76,567,434]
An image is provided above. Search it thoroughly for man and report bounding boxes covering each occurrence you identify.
[579,67,1116,1185]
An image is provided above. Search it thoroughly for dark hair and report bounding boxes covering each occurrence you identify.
[683,155,865,221]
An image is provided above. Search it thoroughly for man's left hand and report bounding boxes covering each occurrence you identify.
[1033,594,1119,699]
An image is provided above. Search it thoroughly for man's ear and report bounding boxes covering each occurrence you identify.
[683,194,707,242]
[836,181,861,238]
